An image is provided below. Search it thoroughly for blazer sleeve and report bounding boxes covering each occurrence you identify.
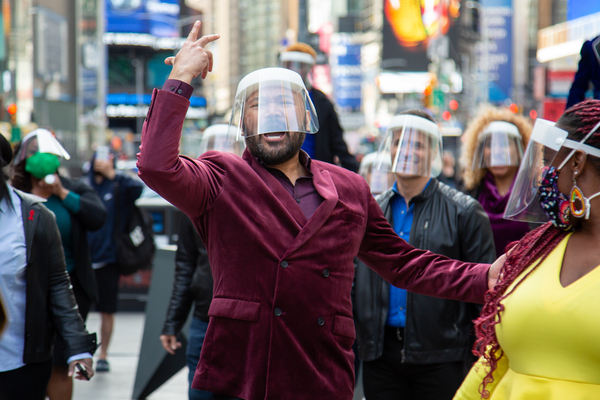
[43,207,97,358]
[162,217,197,336]
[567,40,593,109]
[69,178,107,232]
[454,352,509,400]
[137,88,227,218]
[357,184,490,304]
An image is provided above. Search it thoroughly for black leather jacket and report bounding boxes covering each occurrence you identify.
[162,216,214,336]
[354,179,496,364]
[16,189,97,364]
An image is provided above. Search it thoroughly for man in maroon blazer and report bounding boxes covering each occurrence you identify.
[137,22,501,400]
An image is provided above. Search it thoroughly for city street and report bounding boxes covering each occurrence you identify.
[73,312,188,400]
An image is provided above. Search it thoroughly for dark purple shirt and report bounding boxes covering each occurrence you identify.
[260,152,323,220]
[164,79,323,220]
[477,172,530,254]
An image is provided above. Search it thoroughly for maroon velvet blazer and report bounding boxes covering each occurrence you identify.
[138,88,489,400]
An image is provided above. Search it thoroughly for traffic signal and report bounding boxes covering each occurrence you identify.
[7,103,16,125]
[422,84,433,108]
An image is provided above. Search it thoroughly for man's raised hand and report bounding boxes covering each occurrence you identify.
[165,21,219,84]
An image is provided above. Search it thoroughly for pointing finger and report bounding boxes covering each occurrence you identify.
[197,34,220,48]
[206,50,214,72]
[186,20,202,43]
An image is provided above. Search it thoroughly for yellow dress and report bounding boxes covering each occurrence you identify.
[455,233,600,399]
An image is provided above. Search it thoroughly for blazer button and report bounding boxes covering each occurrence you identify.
[274,308,283,316]
[170,86,175,91]
[323,269,330,277]
[177,89,183,94]
[318,317,325,326]
[280,260,288,268]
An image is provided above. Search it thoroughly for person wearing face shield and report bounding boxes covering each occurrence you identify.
[0,133,98,399]
[354,110,496,400]
[358,152,395,196]
[460,109,533,255]
[137,22,504,400]
[454,99,600,400]
[280,43,360,172]
[10,129,106,399]
[160,124,244,400]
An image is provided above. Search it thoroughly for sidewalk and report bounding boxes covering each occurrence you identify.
[73,311,365,400]
[73,312,188,400]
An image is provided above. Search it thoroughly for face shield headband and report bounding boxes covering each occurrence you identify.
[503,119,600,224]
[376,114,443,178]
[228,68,319,143]
[13,129,71,166]
[472,121,523,169]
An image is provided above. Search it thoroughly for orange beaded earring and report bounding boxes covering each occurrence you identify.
[570,171,600,220]
[570,172,586,218]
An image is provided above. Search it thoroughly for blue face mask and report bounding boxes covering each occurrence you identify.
[538,166,571,230]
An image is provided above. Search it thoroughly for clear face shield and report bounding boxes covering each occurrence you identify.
[280,51,315,82]
[503,119,600,223]
[376,114,443,178]
[199,124,245,156]
[359,152,394,195]
[228,68,319,143]
[472,121,523,169]
[13,128,71,165]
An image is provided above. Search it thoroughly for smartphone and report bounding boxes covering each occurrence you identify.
[76,363,91,380]
[96,145,110,161]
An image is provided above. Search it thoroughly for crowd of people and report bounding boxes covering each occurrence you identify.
[1,18,600,400]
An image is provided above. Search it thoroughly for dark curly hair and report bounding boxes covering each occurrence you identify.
[10,142,33,193]
[473,99,600,398]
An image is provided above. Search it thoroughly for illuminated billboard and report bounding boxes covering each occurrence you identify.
[382,0,460,72]
[106,0,180,37]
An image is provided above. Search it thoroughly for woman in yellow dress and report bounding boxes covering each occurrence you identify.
[455,99,600,399]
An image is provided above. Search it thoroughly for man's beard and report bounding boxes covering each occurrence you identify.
[245,131,306,166]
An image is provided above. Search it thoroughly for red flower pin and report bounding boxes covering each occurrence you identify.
[28,210,34,221]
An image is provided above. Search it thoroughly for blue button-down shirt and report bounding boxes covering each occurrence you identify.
[0,186,27,372]
[385,180,430,327]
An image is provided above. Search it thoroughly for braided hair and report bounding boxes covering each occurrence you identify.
[473,99,600,398]
[0,134,13,205]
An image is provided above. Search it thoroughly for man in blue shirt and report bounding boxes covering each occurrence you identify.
[354,110,496,400]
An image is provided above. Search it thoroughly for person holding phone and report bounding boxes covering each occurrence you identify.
[0,133,97,400]
[86,146,143,373]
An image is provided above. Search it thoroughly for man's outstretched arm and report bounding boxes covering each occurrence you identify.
[358,187,503,304]
[137,22,221,218]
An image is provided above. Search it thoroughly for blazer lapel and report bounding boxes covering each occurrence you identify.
[244,150,308,228]
[19,195,40,262]
[282,164,338,258]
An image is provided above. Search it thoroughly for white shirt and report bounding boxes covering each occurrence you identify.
[0,186,27,372]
